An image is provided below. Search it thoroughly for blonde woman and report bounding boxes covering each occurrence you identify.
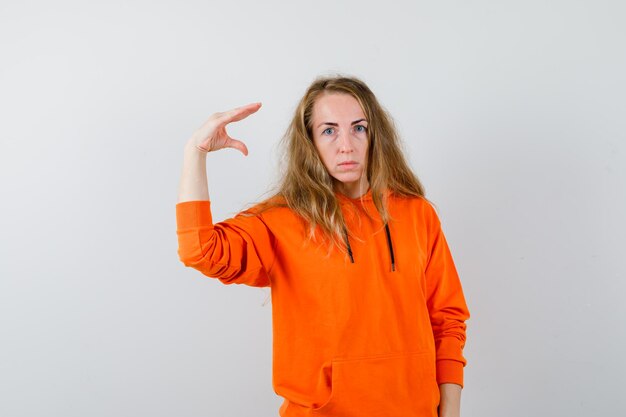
[176,75,470,417]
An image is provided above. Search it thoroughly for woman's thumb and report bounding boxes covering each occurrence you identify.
[227,138,249,156]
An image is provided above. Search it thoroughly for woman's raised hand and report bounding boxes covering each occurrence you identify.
[188,102,262,156]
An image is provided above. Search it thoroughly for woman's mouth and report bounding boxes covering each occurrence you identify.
[338,161,358,168]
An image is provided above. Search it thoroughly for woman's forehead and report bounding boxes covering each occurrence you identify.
[312,93,366,123]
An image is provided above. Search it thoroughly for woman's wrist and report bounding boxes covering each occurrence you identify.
[184,137,209,155]
[438,383,461,417]
[178,140,210,203]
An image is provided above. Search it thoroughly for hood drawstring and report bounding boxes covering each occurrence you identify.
[384,223,396,272]
[342,227,354,263]
[342,222,396,272]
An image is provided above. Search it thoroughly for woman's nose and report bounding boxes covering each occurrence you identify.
[338,132,354,153]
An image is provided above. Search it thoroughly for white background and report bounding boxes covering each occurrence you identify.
[1,1,625,416]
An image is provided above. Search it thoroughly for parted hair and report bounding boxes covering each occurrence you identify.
[253,74,427,251]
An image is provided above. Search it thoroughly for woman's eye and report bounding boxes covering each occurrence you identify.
[322,127,334,135]
[355,125,367,133]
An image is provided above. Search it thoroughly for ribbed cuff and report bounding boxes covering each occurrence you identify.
[176,200,213,229]
[436,359,464,387]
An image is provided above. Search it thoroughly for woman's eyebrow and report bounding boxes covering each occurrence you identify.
[316,119,368,128]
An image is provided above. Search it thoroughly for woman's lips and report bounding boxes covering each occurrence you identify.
[338,161,358,169]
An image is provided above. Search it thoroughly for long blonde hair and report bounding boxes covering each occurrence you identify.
[253,75,428,251]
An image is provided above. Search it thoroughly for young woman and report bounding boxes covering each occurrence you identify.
[176,75,470,417]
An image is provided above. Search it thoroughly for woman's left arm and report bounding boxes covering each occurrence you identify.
[438,383,462,417]
[422,203,470,394]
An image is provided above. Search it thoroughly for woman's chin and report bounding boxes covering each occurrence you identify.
[332,176,362,186]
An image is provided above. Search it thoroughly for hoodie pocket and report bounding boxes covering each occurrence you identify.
[311,350,440,417]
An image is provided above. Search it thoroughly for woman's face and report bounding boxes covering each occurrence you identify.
[310,92,370,198]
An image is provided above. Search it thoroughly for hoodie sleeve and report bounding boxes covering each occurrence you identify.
[423,204,470,387]
[175,200,275,287]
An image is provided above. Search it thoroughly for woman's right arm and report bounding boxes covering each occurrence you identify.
[176,102,273,287]
[177,102,262,203]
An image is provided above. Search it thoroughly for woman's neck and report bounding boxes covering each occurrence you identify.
[334,178,370,199]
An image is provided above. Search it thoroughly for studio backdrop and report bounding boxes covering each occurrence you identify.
[1,1,624,416]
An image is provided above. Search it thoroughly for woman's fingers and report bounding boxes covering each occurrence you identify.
[217,102,262,126]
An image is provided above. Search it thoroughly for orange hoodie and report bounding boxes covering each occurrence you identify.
[176,190,470,417]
